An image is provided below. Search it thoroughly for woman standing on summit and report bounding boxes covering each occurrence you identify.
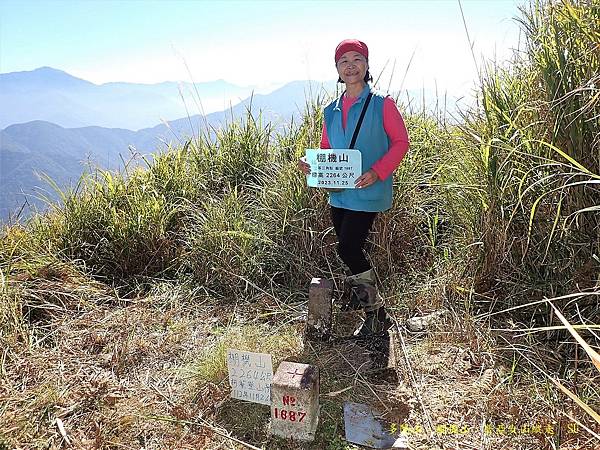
[299,39,410,336]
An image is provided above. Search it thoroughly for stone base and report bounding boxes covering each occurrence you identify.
[305,278,333,341]
[269,361,319,441]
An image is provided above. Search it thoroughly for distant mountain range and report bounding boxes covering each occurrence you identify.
[0,67,336,222]
[0,67,257,130]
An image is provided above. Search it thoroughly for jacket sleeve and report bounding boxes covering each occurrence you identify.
[320,121,331,149]
[370,96,409,180]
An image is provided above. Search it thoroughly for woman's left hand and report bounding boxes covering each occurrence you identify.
[355,169,379,189]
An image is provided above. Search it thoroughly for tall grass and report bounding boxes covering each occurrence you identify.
[1,1,599,447]
[0,0,596,366]
[449,0,599,320]
[1,87,456,316]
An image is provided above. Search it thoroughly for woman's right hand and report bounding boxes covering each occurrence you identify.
[298,156,311,175]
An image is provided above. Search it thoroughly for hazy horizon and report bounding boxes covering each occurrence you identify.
[1,0,524,97]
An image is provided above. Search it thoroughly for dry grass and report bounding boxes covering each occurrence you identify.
[2,275,597,449]
[2,2,599,448]
[0,280,239,449]
[393,314,595,450]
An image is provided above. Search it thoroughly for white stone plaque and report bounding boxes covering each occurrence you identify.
[305,149,362,189]
[227,349,273,405]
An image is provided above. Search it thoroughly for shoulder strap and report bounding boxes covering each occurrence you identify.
[349,92,373,149]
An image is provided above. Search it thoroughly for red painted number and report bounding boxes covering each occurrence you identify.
[273,408,307,423]
[282,395,296,407]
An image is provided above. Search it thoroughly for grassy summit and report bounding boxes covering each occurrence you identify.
[1,1,599,448]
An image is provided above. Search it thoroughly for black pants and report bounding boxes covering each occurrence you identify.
[330,205,378,275]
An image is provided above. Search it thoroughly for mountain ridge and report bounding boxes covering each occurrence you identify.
[0,66,257,130]
[0,72,337,222]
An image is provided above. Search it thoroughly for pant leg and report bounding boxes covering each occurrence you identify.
[330,205,345,238]
[335,208,378,274]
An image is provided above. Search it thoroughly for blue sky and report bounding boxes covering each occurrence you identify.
[0,0,524,94]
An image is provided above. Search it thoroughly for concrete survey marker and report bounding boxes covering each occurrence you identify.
[344,402,408,449]
[305,277,333,340]
[269,361,319,441]
[227,349,273,405]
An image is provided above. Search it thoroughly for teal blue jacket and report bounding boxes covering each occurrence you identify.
[323,85,392,212]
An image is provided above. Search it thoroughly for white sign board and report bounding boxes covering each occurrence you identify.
[227,349,273,405]
[305,149,362,189]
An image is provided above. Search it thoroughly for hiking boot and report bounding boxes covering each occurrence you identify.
[340,269,376,311]
[345,270,390,336]
[340,280,362,311]
[353,306,393,337]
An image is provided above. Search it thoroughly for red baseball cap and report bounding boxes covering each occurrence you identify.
[335,39,369,63]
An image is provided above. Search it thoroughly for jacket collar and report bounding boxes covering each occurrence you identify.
[333,84,371,111]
